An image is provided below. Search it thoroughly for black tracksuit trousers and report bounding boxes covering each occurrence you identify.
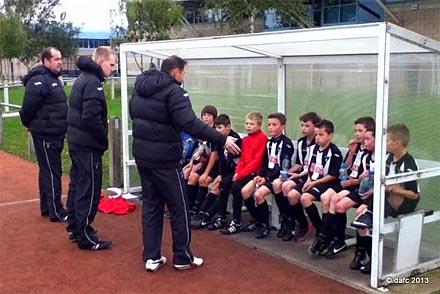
[66,150,103,246]
[138,166,194,266]
[32,135,66,220]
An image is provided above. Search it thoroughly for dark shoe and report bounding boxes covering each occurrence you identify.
[294,223,309,242]
[360,261,371,274]
[174,256,203,270]
[277,216,287,238]
[255,223,271,239]
[282,218,295,241]
[323,239,348,257]
[351,210,373,229]
[190,213,204,229]
[78,239,112,250]
[350,250,366,270]
[220,220,241,235]
[207,217,227,231]
[68,232,77,243]
[241,220,257,232]
[308,234,327,255]
[50,215,68,222]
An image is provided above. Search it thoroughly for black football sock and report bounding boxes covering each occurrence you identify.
[334,212,347,242]
[186,184,199,209]
[274,192,289,216]
[291,203,308,227]
[201,192,218,214]
[243,197,258,220]
[305,204,323,233]
[321,213,335,239]
[257,201,269,224]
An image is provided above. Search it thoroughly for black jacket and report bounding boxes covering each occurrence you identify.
[130,69,226,169]
[19,65,68,139]
[67,56,108,154]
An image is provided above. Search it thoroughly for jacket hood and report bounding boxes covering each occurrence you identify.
[135,69,179,97]
[22,65,59,86]
[76,56,105,82]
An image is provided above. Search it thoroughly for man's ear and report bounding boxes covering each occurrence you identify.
[170,68,178,78]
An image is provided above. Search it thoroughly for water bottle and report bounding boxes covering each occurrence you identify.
[182,137,194,162]
[281,155,290,179]
[358,169,374,196]
[339,162,349,181]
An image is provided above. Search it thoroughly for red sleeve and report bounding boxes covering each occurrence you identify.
[236,133,267,180]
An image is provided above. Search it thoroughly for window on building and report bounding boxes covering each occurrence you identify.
[323,0,357,25]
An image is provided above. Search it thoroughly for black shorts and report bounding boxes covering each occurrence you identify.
[196,162,219,179]
[293,176,307,186]
[294,181,334,201]
[219,173,234,193]
[260,180,274,194]
[346,189,363,207]
[385,197,418,218]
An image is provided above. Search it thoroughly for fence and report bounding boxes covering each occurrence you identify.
[0,79,123,188]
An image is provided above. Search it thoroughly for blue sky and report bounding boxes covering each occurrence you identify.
[56,0,123,33]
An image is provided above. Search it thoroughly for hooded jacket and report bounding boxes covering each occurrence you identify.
[19,65,68,139]
[67,56,108,154]
[129,69,226,169]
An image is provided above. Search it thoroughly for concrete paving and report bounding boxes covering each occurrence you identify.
[221,212,440,294]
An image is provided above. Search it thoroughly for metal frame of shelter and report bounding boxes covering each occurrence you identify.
[119,22,440,289]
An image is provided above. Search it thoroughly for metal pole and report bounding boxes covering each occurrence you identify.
[4,80,10,112]
[0,107,3,145]
[108,116,122,187]
[111,77,115,100]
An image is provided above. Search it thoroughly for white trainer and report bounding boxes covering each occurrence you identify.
[173,256,204,270]
[145,256,167,272]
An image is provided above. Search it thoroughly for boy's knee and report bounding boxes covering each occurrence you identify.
[287,191,300,204]
[300,194,314,207]
[254,190,267,204]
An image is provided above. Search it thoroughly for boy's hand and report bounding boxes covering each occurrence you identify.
[360,190,373,200]
[341,178,358,188]
[302,180,314,192]
[386,184,404,194]
[224,136,241,155]
[256,177,266,186]
[348,139,357,153]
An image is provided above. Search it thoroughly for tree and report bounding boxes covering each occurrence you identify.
[120,0,184,71]
[204,0,313,34]
[124,0,184,42]
[0,0,80,69]
[0,14,27,81]
[23,21,80,67]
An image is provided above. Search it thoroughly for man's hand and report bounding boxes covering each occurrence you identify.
[224,136,241,155]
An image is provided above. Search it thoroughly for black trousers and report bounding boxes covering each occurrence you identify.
[138,166,194,265]
[32,135,66,220]
[231,173,256,224]
[66,150,102,245]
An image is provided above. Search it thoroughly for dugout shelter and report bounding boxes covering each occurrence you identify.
[119,22,440,289]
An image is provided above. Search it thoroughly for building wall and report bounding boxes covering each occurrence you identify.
[172,18,265,39]
[384,0,440,41]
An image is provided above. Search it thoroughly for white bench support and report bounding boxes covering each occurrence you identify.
[393,210,424,271]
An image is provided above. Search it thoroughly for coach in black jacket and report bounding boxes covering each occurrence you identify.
[66,47,116,250]
[20,47,68,222]
[130,55,240,272]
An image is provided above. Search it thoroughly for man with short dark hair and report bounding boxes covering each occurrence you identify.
[20,47,68,222]
[130,55,240,272]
